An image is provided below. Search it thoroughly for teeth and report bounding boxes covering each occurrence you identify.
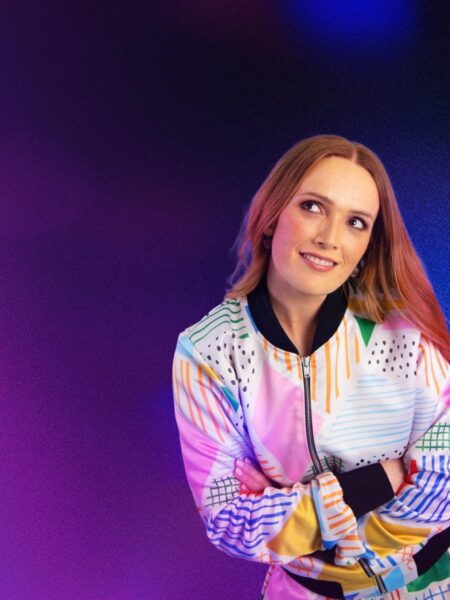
[303,253,334,267]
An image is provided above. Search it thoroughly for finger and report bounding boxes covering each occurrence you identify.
[235,458,273,489]
[234,465,252,484]
[235,466,266,492]
[241,463,272,488]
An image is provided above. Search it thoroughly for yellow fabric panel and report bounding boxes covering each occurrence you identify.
[266,494,321,557]
[317,561,375,592]
[364,514,431,557]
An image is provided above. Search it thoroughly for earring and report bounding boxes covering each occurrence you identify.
[262,235,272,250]
[351,257,366,278]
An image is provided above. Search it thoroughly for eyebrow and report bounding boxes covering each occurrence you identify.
[300,191,376,221]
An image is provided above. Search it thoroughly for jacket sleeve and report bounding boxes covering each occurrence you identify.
[172,333,373,565]
[354,337,450,574]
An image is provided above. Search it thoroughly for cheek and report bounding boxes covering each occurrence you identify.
[347,235,370,263]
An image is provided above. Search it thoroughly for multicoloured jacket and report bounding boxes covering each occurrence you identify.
[172,276,450,599]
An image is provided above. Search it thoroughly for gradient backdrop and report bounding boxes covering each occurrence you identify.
[0,2,448,599]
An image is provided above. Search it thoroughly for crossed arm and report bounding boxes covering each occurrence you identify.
[174,333,449,569]
[234,457,406,496]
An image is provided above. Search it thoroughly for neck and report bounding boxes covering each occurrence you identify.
[266,270,326,332]
[266,266,327,355]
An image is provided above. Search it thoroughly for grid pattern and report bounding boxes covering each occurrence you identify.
[205,476,239,508]
[397,544,415,570]
[303,456,344,481]
[419,583,450,600]
[416,423,450,451]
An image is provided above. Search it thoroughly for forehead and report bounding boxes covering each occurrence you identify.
[294,156,380,213]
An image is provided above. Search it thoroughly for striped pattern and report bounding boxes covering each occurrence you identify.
[381,455,450,523]
[310,314,364,414]
[417,339,449,396]
[189,300,248,345]
[327,374,416,453]
[255,313,364,414]
[173,291,450,599]
[256,452,283,481]
[173,353,234,443]
[311,472,366,566]
[206,488,299,559]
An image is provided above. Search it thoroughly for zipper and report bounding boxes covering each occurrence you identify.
[300,356,322,474]
[300,355,387,596]
[359,559,387,594]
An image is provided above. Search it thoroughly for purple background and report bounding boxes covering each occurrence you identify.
[0,2,448,599]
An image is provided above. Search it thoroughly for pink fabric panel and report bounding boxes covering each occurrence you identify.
[252,363,312,482]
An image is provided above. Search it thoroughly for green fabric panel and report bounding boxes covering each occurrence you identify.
[354,315,376,346]
[406,551,450,592]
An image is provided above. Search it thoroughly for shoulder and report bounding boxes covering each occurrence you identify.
[176,296,255,359]
[348,301,448,396]
[346,284,419,334]
[345,286,444,383]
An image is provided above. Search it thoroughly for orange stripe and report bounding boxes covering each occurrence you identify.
[419,343,430,387]
[207,376,230,433]
[284,351,293,372]
[172,360,181,408]
[296,356,303,381]
[433,343,445,379]
[328,510,350,521]
[311,354,316,401]
[335,330,340,399]
[185,362,207,432]
[322,490,341,500]
[335,526,354,537]
[274,346,278,361]
[198,367,224,443]
[325,341,331,413]
[181,360,197,426]
[330,513,354,530]
[320,478,336,488]
[343,316,350,379]
[263,337,268,351]
[427,342,440,395]
[354,333,360,364]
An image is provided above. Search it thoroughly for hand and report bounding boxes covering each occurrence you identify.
[381,458,407,493]
[233,457,279,493]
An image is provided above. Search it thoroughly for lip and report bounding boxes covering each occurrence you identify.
[300,252,338,264]
[300,252,338,272]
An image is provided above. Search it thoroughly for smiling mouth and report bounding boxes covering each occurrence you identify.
[300,253,337,267]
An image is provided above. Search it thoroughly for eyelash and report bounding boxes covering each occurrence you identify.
[301,200,368,231]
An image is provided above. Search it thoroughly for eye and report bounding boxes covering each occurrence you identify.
[301,200,321,213]
[348,217,367,230]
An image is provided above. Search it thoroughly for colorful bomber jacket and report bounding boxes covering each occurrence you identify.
[172,275,450,599]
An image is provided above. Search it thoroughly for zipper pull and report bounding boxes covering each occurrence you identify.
[301,356,311,378]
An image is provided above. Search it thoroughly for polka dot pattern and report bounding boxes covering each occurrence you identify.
[367,334,418,379]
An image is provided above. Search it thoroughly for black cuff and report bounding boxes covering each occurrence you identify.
[336,463,395,519]
[413,527,450,576]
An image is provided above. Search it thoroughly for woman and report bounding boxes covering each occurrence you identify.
[172,134,450,599]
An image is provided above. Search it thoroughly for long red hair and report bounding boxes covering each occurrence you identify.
[226,134,450,362]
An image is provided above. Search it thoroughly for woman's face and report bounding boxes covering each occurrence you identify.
[266,156,380,302]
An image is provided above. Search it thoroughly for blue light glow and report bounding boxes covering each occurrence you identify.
[284,0,417,50]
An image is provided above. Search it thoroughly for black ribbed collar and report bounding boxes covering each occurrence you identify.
[247,273,348,355]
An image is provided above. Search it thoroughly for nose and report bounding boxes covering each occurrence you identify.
[313,217,340,250]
